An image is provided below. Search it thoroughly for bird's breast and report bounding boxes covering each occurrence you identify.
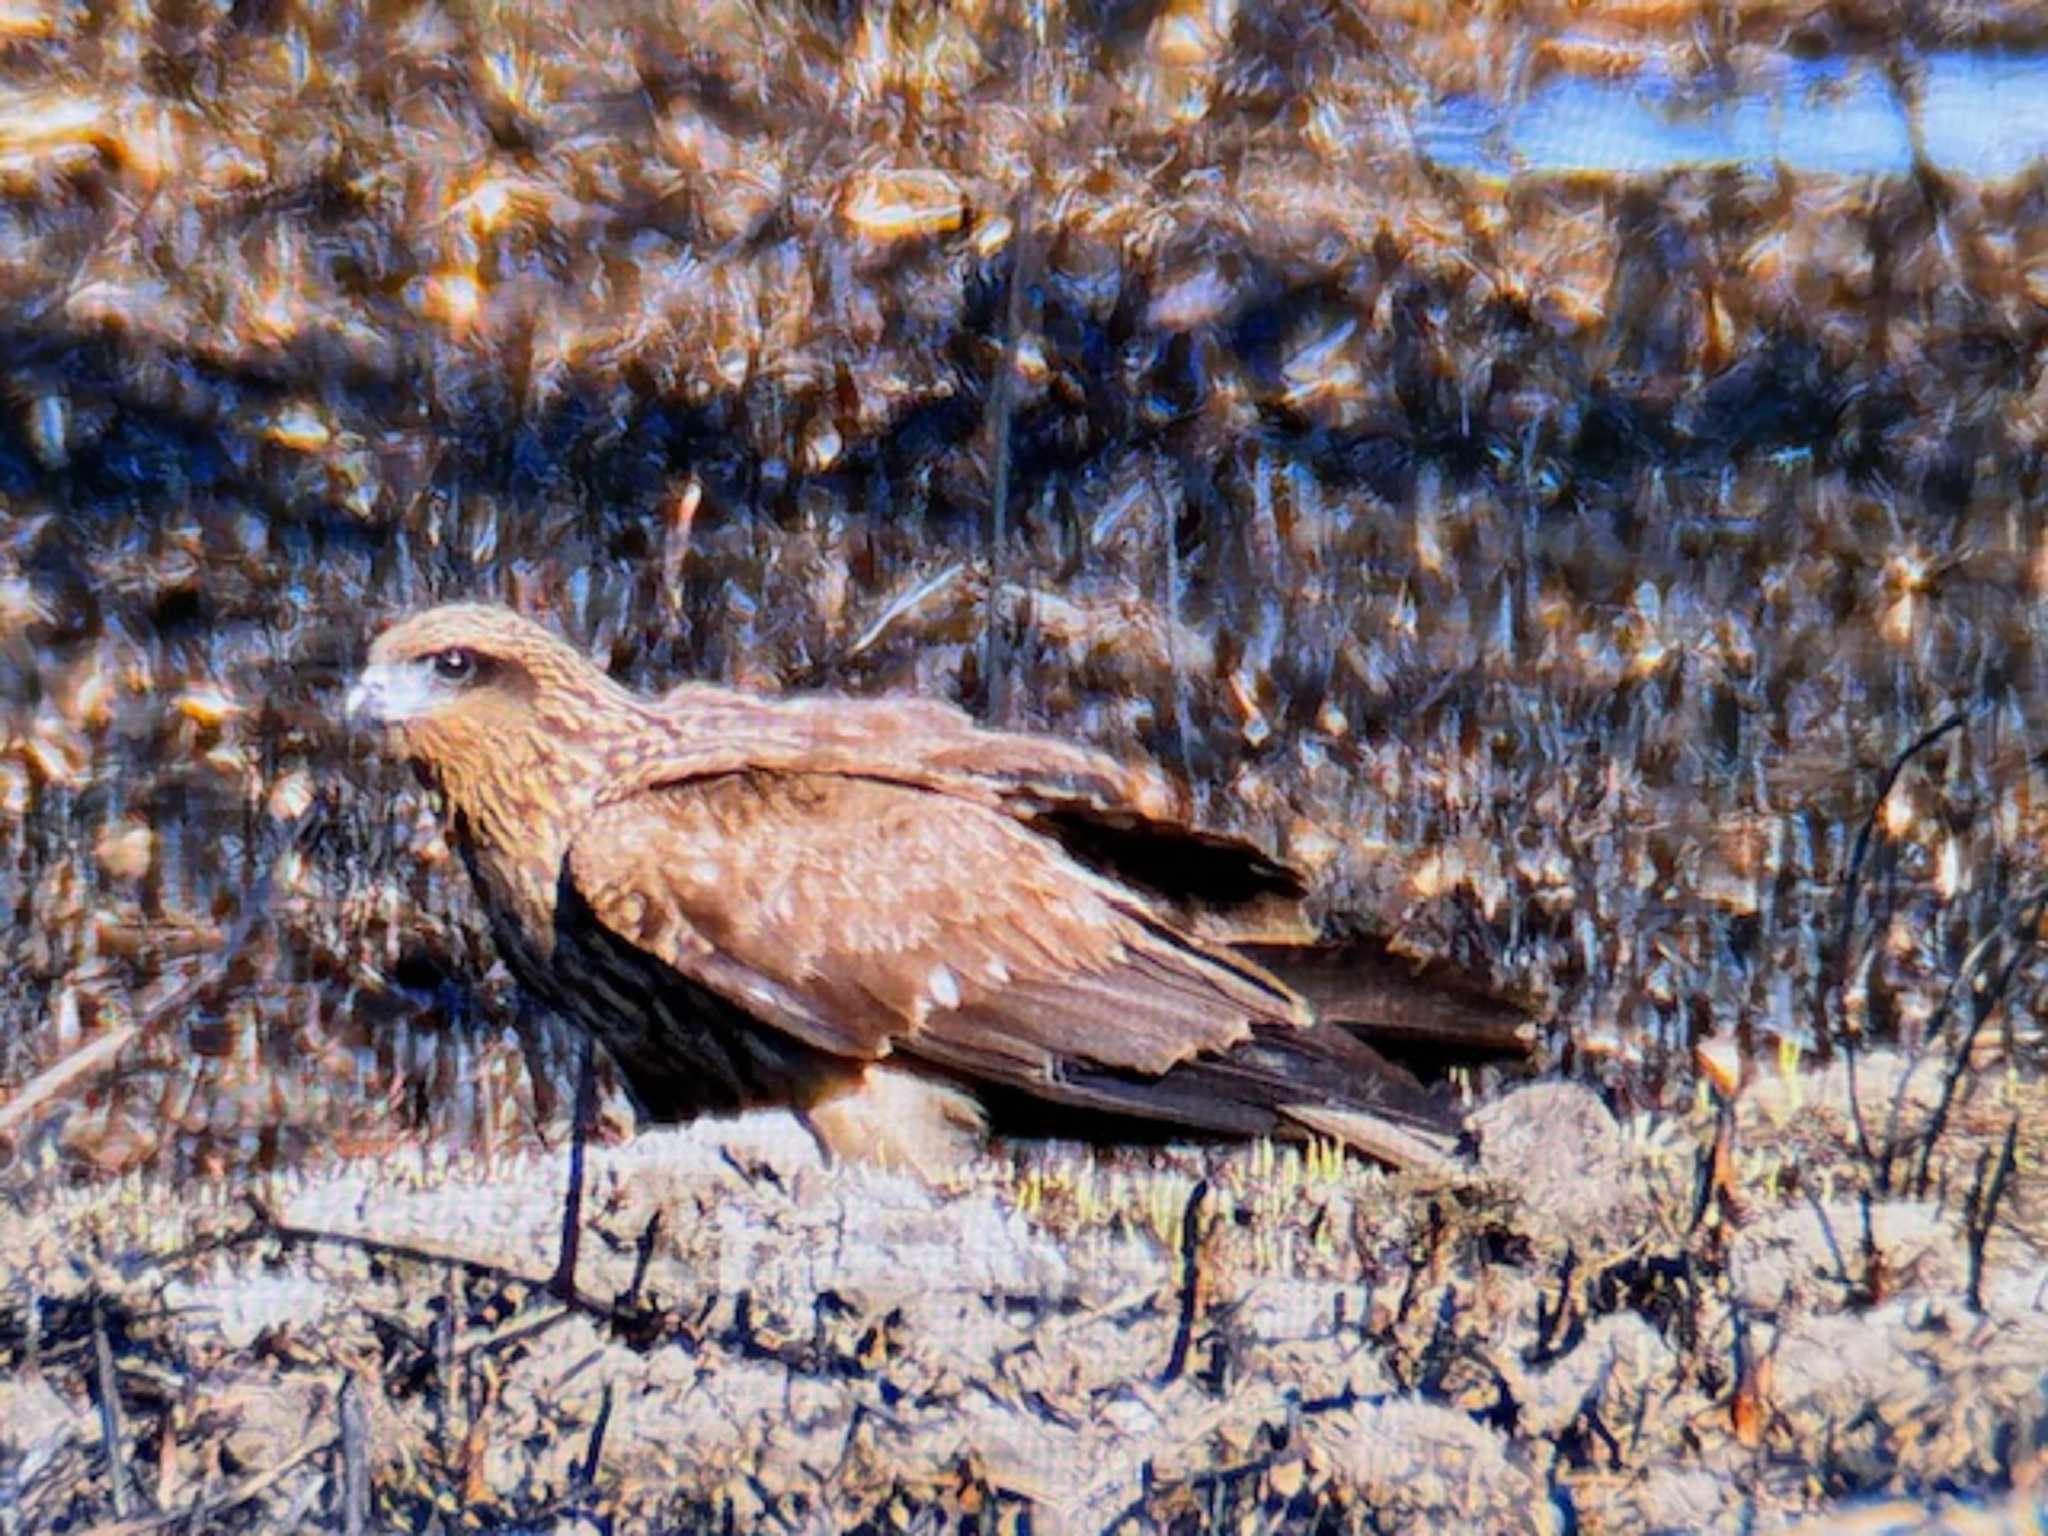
[450,809,567,967]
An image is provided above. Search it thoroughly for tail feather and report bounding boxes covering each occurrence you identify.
[1036,1020,1464,1171]
[1234,941,1535,1067]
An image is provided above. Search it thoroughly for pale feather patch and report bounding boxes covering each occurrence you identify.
[615,891,649,934]
[1282,1103,1463,1178]
[345,662,444,724]
[802,1064,987,1182]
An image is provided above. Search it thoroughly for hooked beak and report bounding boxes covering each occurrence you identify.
[346,663,436,725]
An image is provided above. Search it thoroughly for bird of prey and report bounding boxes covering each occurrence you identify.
[348,603,1528,1270]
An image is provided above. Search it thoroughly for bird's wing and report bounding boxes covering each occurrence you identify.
[649,683,1180,815]
[632,686,1312,926]
[563,770,1309,1087]
[640,685,1184,825]
[1235,941,1536,1062]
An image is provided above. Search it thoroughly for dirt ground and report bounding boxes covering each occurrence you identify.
[5,1044,2044,1532]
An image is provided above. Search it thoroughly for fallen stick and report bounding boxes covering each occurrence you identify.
[81,1431,336,1536]
[0,1023,140,1145]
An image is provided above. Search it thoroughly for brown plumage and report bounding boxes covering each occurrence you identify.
[348,602,1531,1176]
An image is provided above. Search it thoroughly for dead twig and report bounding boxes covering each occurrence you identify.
[1878,909,2009,1194]
[1834,710,1967,1135]
[338,1372,370,1536]
[1964,1116,2020,1315]
[1155,466,1195,791]
[90,1296,132,1521]
[980,188,1037,725]
[0,1025,139,1146]
[83,1431,336,1536]
[577,1211,664,1494]
[451,1302,580,1367]
[2,835,291,1152]
[1909,882,2048,1198]
[242,1196,641,1332]
[1835,712,1969,998]
[1157,1178,1210,1387]
[1856,1188,1886,1308]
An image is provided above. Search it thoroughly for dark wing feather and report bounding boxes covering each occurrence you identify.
[1236,941,1536,1067]
[1032,1021,1464,1170]
[565,771,1307,1091]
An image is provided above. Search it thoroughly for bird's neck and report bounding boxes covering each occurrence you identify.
[429,723,611,954]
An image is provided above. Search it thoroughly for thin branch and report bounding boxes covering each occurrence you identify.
[3,828,291,1148]
[82,1432,335,1536]
[0,1025,140,1145]
[338,1373,370,1536]
[1911,884,2048,1197]
[1157,1178,1210,1387]
[1834,710,1966,1126]
[243,1196,643,1331]
[577,1212,664,1493]
[91,1297,132,1521]
[981,191,1037,725]
[1965,1116,2020,1314]
[1878,883,2041,1193]
[1159,468,1194,792]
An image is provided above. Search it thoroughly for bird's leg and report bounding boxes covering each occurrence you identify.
[548,1031,598,1303]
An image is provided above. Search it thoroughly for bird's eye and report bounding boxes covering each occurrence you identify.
[430,648,478,683]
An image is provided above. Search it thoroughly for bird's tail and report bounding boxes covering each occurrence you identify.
[1019,937,1537,1173]
[1034,1016,1468,1173]
[1233,940,1536,1075]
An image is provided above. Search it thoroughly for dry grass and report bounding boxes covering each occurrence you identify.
[6,1048,2046,1531]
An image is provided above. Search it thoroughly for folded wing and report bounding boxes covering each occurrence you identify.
[566,771,1305,1086]
[639,687,1311,924]
[567,770,1466,1162]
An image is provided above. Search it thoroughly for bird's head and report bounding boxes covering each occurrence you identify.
[348,603,634,803]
